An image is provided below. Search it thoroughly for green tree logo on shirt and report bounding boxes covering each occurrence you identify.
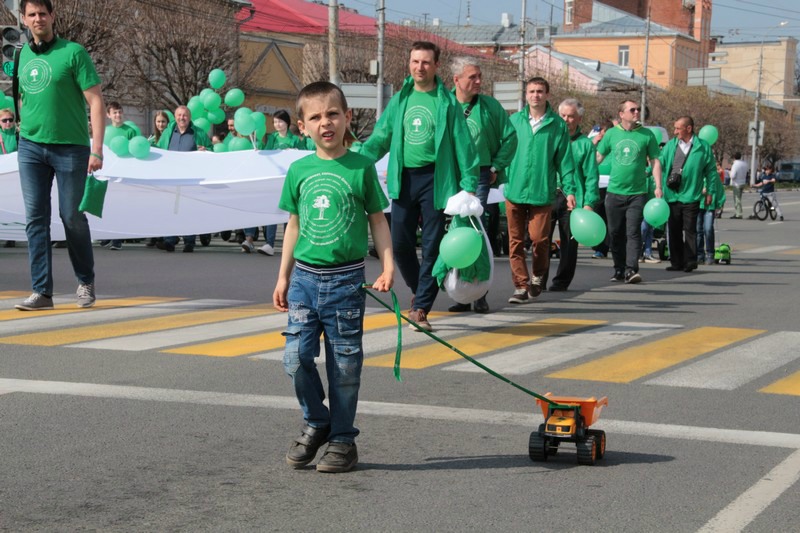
[299,172,356,246]
[403,105,435,145]
[20,58,53,95]
[613,138,641,167]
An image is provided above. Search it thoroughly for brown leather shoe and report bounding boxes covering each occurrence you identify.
[408,308,433,331]
[286,425,330,468]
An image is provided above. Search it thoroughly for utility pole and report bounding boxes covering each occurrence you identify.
[750,45,763,187]
[329,0,339,86]
[376,0,385,118]
[641,3,651,125]
[518,0,526,111]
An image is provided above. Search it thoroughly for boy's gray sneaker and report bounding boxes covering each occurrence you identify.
[286,425,330,468]
[76,283,96,308]
[15,292,54,311]
[316,442,358,473]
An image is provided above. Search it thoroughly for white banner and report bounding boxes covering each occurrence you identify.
[0,148,392,241]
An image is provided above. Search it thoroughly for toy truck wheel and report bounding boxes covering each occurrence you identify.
[528,431,548,462]
[576,435,597,465]
[588,429,606,459]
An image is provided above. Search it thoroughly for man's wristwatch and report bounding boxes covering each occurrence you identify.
[489,166,497,174]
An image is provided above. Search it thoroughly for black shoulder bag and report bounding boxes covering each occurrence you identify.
[667,142,691,191]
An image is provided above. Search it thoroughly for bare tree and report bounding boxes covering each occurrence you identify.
[122,0,240,111]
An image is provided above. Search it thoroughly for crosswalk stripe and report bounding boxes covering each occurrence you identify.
[364,318,604,369]
[760,371,800,396]
[739,245,794,254]
[645,332,800,390]
[445,321,682,375]
[0,291,32,300]
[165,310,402,357]
[248,311,522,361]
[0,303,273,347]
[0,297,185,324]
[546,326,765,383]
[70,315,282,352]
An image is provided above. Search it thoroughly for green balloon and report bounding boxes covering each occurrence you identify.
[129,136,151,159]
[229,136,252,151]
[203,91,222,111]
[250,111,266,128]
[193,117,211,135]
[233,106,252,121]
[569,209,606,247]
[207,107,226,125]
[109,135,130,157]
[199,88,215,101]
[213,142,228,153]
[187,96,205,119]
[164,109,175,122]
[439,227,482,269]
[4,95,15,112]
[209,69,226,90]
[103,126,123,146]
[123,120,142,137]
[234,114,255,135]
[643,198,670,227]
[224,88,245,107]
[698,124,718,146]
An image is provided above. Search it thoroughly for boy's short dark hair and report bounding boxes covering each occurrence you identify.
[21,0,53,14]
[106,101,123,113]
[296,81,349,120]
[410,41,440,63]
[526,76,550,93]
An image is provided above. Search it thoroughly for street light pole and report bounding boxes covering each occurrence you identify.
[749,21,788,186]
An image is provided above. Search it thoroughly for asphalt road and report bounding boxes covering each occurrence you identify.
[1,189,798,532]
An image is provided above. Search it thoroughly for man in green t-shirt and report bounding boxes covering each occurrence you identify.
[447,56,517,314]
[359,41,479,332]
[596,100,662,284]
[14,0,105,312]
[101,101,136,250]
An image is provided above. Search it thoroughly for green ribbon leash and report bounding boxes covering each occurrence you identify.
[362,284,557,405]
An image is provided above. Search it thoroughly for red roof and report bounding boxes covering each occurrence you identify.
[237,0,493,57]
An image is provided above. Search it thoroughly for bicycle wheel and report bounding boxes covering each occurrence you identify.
[768,201,777,220]
[754,200,768,221]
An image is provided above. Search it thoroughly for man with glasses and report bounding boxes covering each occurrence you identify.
[596,100,662,284]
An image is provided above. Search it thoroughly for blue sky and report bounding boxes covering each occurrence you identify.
[345,0,800,42]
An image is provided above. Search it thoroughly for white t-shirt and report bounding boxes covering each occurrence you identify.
[730,159,748,187]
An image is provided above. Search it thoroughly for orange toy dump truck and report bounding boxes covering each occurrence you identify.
[529,393,608,465]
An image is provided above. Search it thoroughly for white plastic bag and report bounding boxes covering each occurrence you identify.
[443,217,493,304]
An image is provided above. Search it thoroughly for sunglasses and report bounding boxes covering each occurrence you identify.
[627,107,641,113]
[1,118,14,123]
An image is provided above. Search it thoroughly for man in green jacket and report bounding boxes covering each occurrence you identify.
[659,116,716,273]
[500,77,575,304]
[545,98,600,292]
[157,105,212,253]
[446,56,517,314]
[359,41,479,332]
[597,100,662,284]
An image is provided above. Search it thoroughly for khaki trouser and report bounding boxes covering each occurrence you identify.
[506,201,552,289]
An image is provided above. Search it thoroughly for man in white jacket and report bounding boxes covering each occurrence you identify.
[729,152,748,219]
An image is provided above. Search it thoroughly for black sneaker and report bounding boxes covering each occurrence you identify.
[625,270,642,284]
[528,276,544,298]
[610,270,624,282]
[448,302,471,312]
[316,442,358,473]
[473,296,490,314]
[286,425,330,468]
[508,288,529,304]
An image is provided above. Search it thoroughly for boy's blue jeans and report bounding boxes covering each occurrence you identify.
[17,139,94,296]
[282,267,366,444]
[696,209,715,261]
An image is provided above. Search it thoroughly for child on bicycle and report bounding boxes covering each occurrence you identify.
[754,164,783,221]
[273,81,394,473]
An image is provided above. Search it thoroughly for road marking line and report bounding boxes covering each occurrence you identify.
[0,296,185,323]
[0,304,273,346]
[738,245,794,254]
[1,377,799,449]
[0,291,32,300]
[164,311,400,357]
[364,318,604,369]
[445,321,681,375]
[547,327,765,383]
[760,370,800,396]
[698,448,800,533]
[646,332,800,390]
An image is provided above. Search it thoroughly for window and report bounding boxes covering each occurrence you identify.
[566,0,573,25]
[618,45,629,67]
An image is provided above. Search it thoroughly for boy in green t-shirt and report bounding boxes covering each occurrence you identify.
[273,81,394,473]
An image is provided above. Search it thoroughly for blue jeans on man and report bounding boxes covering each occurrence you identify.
[696,209,715,263]
[391,165,445,313]
[17,139,94,296]
[283,266,366,444]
